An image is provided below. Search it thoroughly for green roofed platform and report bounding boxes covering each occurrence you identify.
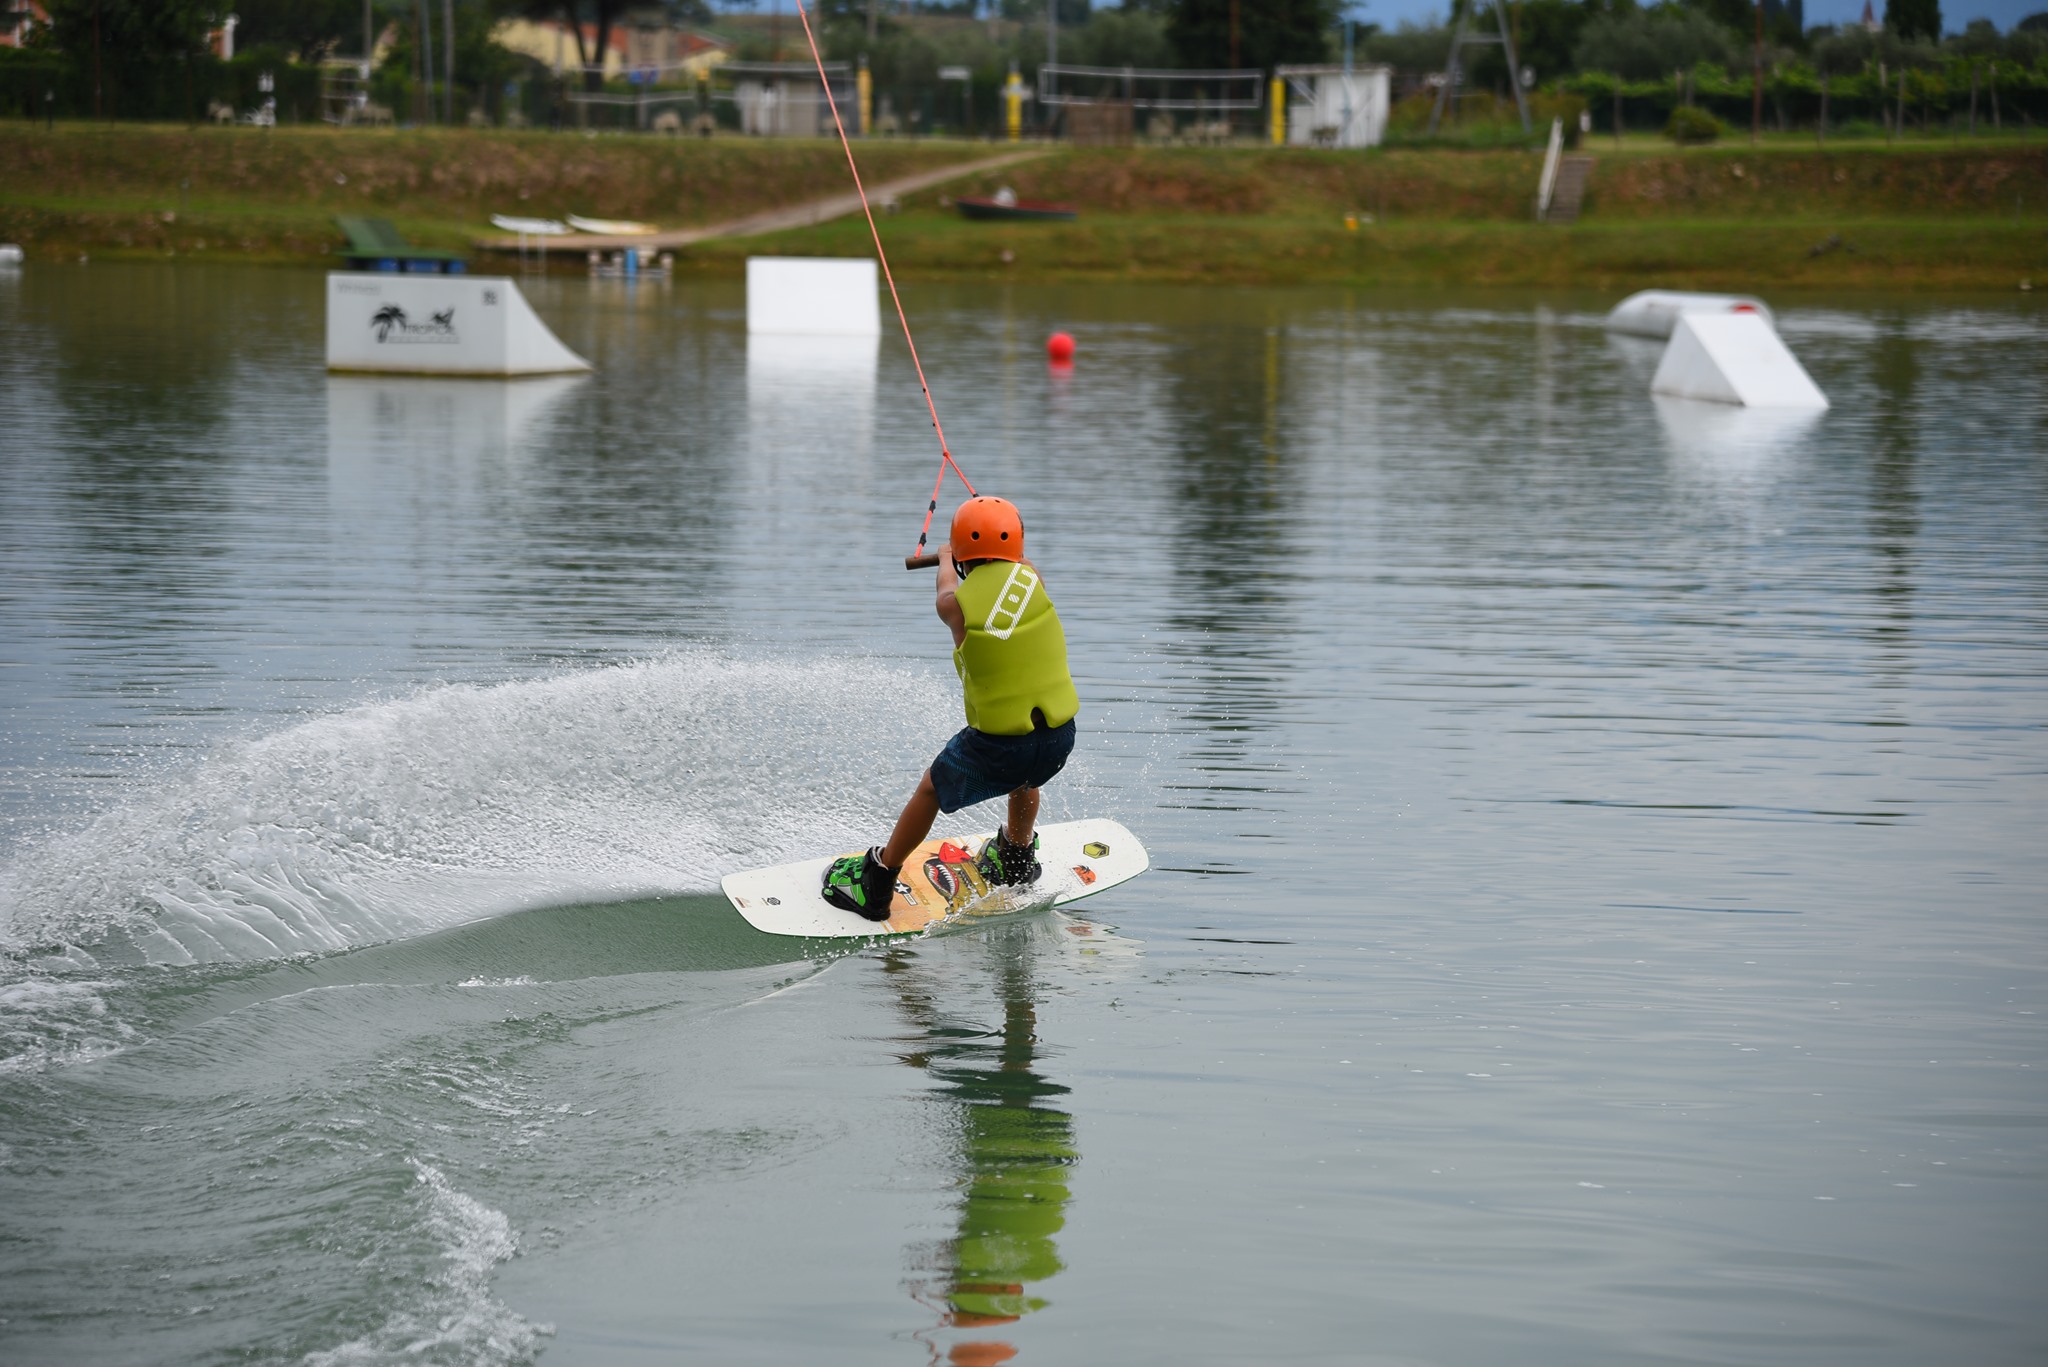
[334,216,467,274]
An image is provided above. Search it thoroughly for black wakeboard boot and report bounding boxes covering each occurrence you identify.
[976,828,1042,887]
[821,846,899,921]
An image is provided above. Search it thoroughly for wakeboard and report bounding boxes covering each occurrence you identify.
[721,818,1148,937]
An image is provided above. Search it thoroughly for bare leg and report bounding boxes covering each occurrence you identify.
[881,770,941,870]
[1006,786,1040,846]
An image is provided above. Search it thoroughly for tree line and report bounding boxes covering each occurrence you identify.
[3,0,2044,135]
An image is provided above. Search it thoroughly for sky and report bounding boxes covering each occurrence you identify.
[1347,0,2041,32]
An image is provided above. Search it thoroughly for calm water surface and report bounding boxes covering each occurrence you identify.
[1,263,2044,1365]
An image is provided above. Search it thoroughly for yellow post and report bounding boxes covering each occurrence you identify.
[1006,65,1024,142]
[1270,77,1286,146]
[858,61,872,137]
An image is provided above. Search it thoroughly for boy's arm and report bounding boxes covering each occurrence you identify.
[936,548,967,649]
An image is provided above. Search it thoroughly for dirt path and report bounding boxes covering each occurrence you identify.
[473,147,1047,255]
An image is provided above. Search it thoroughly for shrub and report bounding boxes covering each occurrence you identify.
[1665,104,1725,143]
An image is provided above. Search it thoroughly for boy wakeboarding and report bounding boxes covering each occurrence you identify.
[823,495,1080,921]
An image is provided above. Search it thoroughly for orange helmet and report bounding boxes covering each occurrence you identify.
[950,496,1024,564]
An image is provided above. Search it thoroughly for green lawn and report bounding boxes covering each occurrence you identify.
[3,123,2042,290]
[684,208,2043,291]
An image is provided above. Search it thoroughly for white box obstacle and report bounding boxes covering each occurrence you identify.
[746,257,880,337]
[1651,313,1829,410]
[1605,289,1777,340]
[326,273,591,376]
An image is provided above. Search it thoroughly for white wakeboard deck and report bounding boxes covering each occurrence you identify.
[722,818,1148,937]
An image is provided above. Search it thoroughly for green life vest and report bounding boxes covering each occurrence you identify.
[952,560,1079,736]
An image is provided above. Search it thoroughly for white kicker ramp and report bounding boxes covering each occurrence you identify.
[746,257,880,337]
[1605,289,1776,340]
[326,273,591,376]
[1651,313,1829,410]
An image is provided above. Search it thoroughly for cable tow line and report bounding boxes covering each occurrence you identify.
[791,0,973,569]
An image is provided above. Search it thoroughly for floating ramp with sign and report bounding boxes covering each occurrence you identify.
[746,257,881,337]
[1651,313,1828,410]
[326,273,591,376]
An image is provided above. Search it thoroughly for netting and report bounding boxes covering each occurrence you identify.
[1036,63,1266,111]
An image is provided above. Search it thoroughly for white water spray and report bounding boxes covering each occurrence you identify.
[0,654,953,968]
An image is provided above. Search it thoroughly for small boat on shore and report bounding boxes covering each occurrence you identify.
[567,214,659,236]
[955,188,1077,223]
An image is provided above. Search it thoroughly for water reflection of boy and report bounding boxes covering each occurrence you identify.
[883,944,1075,1355]
[822,497,1080,920]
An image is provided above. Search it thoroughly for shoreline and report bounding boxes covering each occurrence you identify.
[2,125,2041,292]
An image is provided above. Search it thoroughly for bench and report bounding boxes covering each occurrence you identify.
[334,215,468,273]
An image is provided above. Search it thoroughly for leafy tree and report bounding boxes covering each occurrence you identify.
[1167,0,1340,70]
[504,0,706,91]
[1572,7,1739,78]
[1808,21,1934,72]
[1503,0,1616,84]
[1360,20,1452,72]
[42,0,219,116]
[230,0,363,62]
[1884,0,1940,42]
[997,0,1091,24]
[1061,7,1175,66]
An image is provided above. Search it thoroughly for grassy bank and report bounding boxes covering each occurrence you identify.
[682,211,2040,291]
[1,124,2042,289]
[0,124,983,263]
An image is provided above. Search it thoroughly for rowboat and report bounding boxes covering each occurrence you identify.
[489,214,570,236]
[955,195,1077,223]
[566,215,659,236]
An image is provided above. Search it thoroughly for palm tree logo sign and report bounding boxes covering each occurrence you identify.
[368,304,456,344]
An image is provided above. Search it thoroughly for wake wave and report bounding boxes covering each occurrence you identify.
[301,1161,549,1367]
[0,654,953,968]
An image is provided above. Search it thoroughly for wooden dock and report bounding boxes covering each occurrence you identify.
[472,148,1048,256]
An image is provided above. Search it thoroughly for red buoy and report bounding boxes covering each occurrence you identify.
[1046,331,1076,363]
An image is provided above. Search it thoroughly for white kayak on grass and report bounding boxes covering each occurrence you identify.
[566,214,659,236]
[490,214,571,235]
[1605,290,1777,340]
[721,818,1149,938]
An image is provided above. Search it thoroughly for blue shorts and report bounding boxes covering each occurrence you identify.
[928,719,1077,814]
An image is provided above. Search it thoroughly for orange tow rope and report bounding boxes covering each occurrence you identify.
[791,0,974,563]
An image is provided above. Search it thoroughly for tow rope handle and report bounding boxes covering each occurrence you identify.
[789,0,974,573]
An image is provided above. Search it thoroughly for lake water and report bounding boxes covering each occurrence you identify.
[1,263,2044,1366]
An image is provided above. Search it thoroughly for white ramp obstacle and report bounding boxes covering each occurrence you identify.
[1605,289,1776,340]
[746,257,880,337]
[326,273,591,376]
[1651,313,1829,410]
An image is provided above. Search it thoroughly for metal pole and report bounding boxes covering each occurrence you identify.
[418,0,434,124]
[1046,0,1056,133]
[1342,15,1353,145]
[1751,0,1762,145]
[1428,1,1464,135]
[445,0,455,125]
[1495,0,1530,133]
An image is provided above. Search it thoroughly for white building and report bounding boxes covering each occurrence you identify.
[1275,64,1392,149]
